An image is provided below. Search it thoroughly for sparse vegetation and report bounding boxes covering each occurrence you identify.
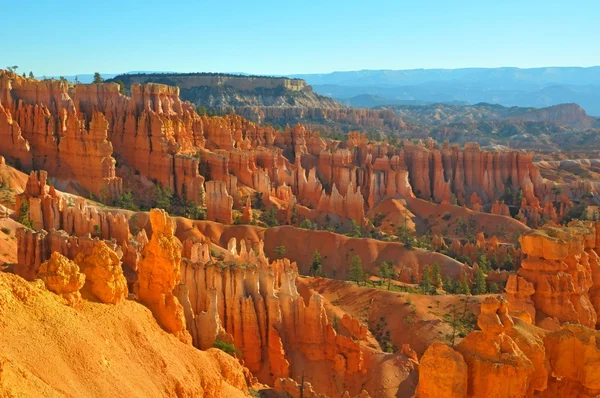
[310,250,323,276]
[349,255,365,285]
[299,218,313,229]
[260,207,279,227]
[273,245,286,257]
[442,297,476,347]
[114,190,139,211]
[18,200,34,229]
[378,261,395,290]
[213,339,241,357]
[153,185,173,213]
[347,220,362,238]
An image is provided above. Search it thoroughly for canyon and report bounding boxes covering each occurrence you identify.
[1,69,600,397]
[107,72,600,151]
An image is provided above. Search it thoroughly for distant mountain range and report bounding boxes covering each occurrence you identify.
[289,67,600,116]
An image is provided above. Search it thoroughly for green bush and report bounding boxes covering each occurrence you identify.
[213,340,241,357]
[18,200,34,229]
[114,190,139,211]
[1,227,10,235]
[299,218,313,229]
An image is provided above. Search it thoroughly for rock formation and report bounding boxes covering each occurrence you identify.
[179,237,367,396]
[2,70,593,233]
[418,341,468,398]
[38,251,86,306]
[507,221,600,327]
[75,240,128,304]
[455,297,534,397]
[417,296,600,398]
[137,209,190,343]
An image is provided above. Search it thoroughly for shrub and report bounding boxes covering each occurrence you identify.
[332,314,340,332]
[299,218,313,229]
[310,250,322,276]
[260,207,279,227]
[273,245,286,256]
[213,340,241,357]
[1,227,10,235]
[154,185,173,212]
[18,200,34,229]
[346,220,362,238]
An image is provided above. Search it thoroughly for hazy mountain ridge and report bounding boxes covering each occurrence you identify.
[383,102,599,129]
[292,67,600,116]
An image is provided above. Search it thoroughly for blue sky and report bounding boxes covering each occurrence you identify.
[2,0,599,76]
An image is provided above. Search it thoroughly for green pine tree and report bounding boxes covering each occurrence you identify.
[431,262,442,289]
[347,220,362,238]
[379,261,394,290]
[154,185,173,213]
[350,255,365,285]
[419,265,433,294]
[472,268,487,295]
[93,72,103,84]
[457,273,471,295]
[477,254,490,273]
[443,275,456,293]
[311,250,322,276]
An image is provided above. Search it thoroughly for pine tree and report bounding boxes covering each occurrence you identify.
[299,218,313,229]
[347,220,362,238]
[260,207,279,227]
[443,276,456,293]
[490,253,498,269]
[419,265,433,294]
[477,254,490,273]
[457,273,471,295]
[291,203,298,224]
[93,72,103,84]
[502,254,514,270]
[472,268,487,295]
[379,261,394,290]
[311,250,322,276]
[154,185,173,212]
[28,71,34,79]
[350,255,365,285]
[431,262,442,289]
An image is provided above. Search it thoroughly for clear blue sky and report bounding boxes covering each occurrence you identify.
[3,0,599,76]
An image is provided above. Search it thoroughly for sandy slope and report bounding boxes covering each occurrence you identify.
[300,278,489,355]
[0,272,249,397]
[169,218,468,281]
